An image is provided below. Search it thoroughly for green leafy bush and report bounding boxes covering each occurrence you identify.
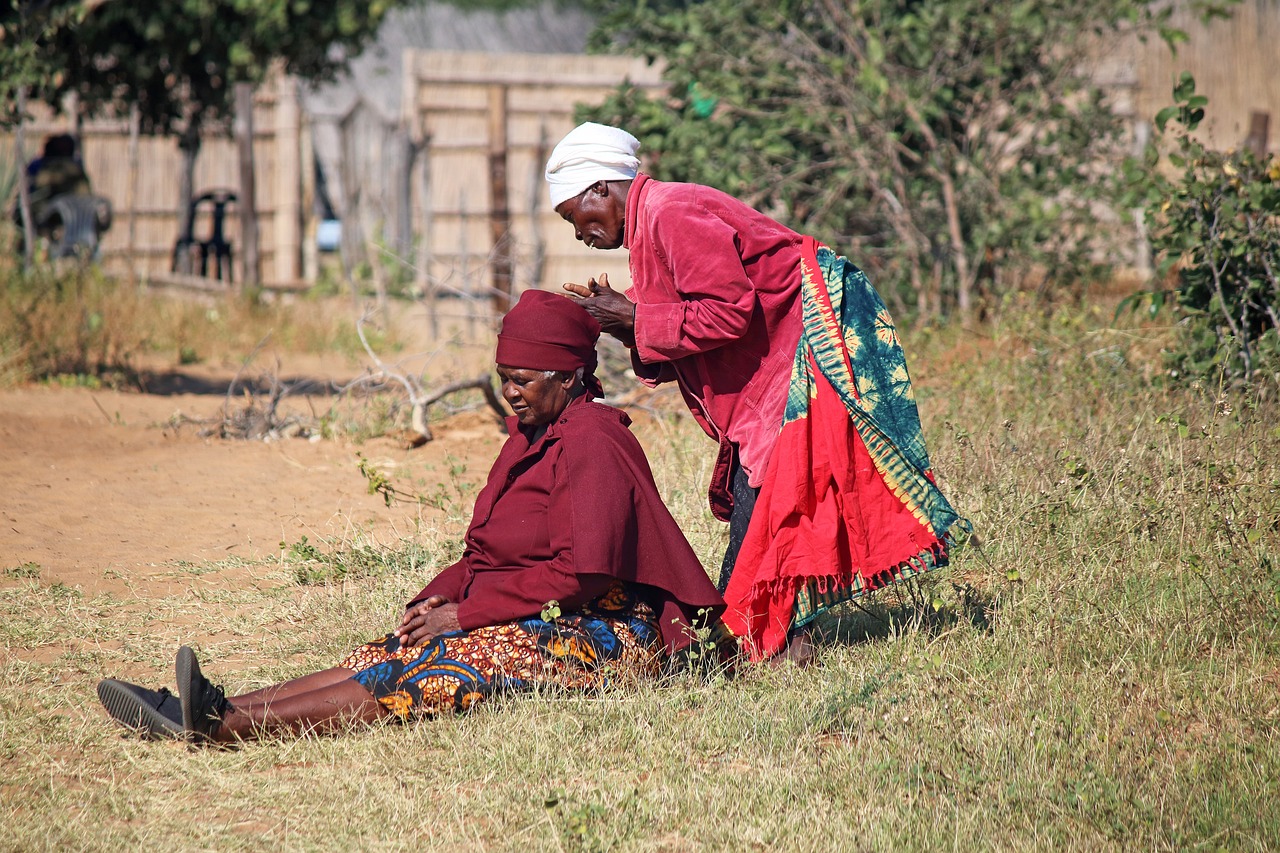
[1126,73,1280,387]
[582,0,1191,319]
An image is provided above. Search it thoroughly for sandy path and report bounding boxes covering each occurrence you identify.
[0,374,507,595]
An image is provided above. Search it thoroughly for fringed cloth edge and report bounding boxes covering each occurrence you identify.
[722,237,972,660]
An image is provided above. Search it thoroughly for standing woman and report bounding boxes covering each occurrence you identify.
[97,291,725,743]
[548,122,969,663]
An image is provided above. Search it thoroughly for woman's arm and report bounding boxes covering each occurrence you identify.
[631,202,757,362]
[395,597,460,647]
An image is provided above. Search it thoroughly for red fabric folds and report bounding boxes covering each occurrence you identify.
[721,240,947,660]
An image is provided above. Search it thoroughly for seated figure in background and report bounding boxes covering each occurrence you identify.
[17,133,111,258]
[26,133,92,221]
[96,290,727,744]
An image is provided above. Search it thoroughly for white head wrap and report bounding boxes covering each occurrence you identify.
[544,122,641,209]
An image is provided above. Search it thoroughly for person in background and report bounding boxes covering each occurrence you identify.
[26,133,92,224]
[96,290,726,744]
[548,122,970,664]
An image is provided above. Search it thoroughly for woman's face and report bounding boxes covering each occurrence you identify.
[555,181,627,250]
[496,365,576,427]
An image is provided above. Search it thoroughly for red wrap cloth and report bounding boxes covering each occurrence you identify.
[722,238,967,659]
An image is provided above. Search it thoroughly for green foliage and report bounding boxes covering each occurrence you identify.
[0,0,92,117]
[357,452,403,508]
[1122,74,1280,387]
[3,0,393,131]
[582,0,1185,317]
[3,561,41,579]
[281,534,447,586]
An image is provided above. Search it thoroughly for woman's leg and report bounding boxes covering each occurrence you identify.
[718,463,813,666]
[229,667,358,708]
[213,678,386,743]
[717,462,760,593]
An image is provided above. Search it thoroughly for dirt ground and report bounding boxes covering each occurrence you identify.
[0,356,510,596]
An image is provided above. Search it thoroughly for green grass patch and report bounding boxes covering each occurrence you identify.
[3,297,1278,849]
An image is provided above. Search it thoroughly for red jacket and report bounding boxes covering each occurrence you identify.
[623,173,805,520]
[409,395,724,652]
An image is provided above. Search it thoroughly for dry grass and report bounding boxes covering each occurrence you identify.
[3,291,1279,851]
[0,260,402,390]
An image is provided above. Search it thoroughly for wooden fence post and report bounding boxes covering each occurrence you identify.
[1246,111,1270,159]
[488,84,512,315]
[274,75,302,286]
[235,82,260,288]
[414,134,439,338]
[15,86,34,269]
[525,121,549,291]
[126,103,140,276]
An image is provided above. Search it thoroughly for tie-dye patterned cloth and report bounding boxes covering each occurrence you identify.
[722,238,970,660]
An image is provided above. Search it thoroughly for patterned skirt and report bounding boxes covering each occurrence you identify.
[337,581,663,719]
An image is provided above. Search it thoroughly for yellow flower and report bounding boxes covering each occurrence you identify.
[1268,160,1280,181]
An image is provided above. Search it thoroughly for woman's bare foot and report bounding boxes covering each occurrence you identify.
[769,629,816,668]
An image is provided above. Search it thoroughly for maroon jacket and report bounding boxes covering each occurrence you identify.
[409,395,724,652]
[622,173,805,520]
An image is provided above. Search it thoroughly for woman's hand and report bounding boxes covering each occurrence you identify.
[563,273,637,346]
[395,597,461,647]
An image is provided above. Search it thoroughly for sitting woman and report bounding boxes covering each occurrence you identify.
[97,290,726,744]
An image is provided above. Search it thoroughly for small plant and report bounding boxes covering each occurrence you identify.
[3,562,41,579]
[280,534,442,586]
[356,453,425,508]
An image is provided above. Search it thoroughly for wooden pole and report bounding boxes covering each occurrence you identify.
[1132,120,1153,277]
[460,187,475,337]
[395,128,415,264]
[126,103,140,277]
[235,82,260,288]
[300,113,318,284]
[1246,111,1270,159]
[175,114,202,276]
[66,92,82,151]
[15,86,34,269]
[274,75,302,286]
[487,84,512,316]
[416,133,437,338]
[338,107,364,314]
[526,121,549,291]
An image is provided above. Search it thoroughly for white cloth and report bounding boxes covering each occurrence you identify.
[544,122,641,208]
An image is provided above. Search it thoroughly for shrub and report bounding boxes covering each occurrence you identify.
[1125,74,1280,388]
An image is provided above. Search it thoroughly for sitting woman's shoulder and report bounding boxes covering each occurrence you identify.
[562,399,633,433]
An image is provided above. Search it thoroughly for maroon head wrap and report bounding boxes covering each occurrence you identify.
[496,290,603,397]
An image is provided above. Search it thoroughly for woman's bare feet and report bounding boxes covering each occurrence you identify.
[769,628,816,668]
